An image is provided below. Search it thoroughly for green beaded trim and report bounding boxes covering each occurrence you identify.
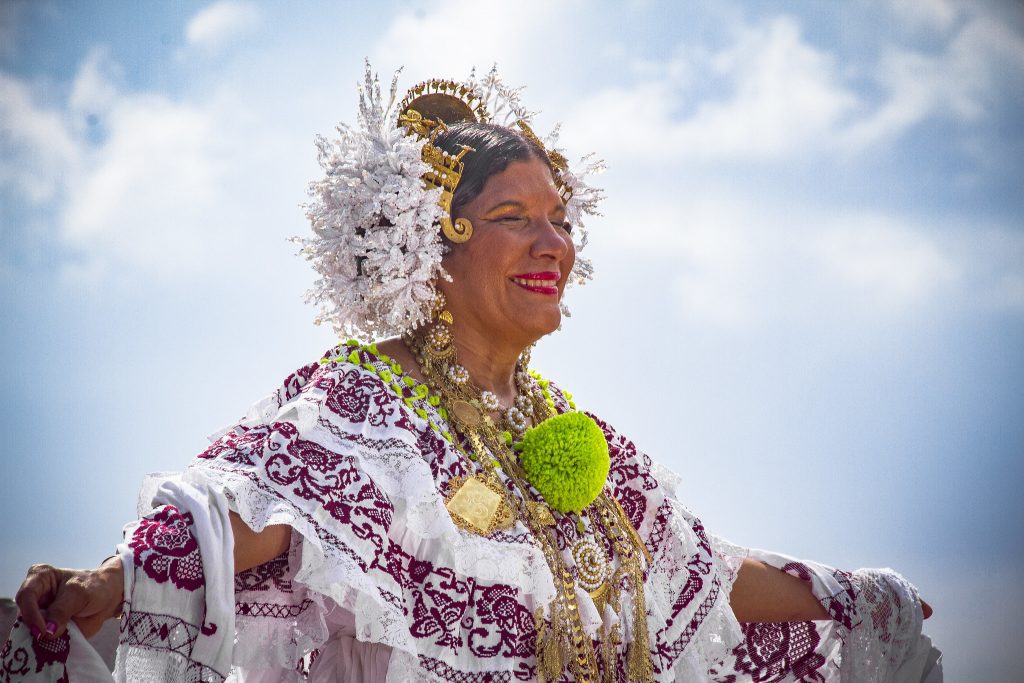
[529,369,576,411]
[320,340,460,444]
[320,341,573,447]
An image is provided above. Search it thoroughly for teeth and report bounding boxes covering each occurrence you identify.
[513,277,557,287]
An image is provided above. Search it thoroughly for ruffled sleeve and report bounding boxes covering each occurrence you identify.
[175,346,558,679]
[582,411,746,681]
[579,402,941,683]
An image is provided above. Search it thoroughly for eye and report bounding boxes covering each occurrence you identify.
[553,220,573,234]
[499,215,528,226]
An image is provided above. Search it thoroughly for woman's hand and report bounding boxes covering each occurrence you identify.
[15,556,123,640]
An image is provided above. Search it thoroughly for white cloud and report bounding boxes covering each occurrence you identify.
[67,47,123,131]
[566,7,1024,164]
[600,198,764,327]
[0,71,81,202]
[370,0,569,81]
[2,48,278,281]
[841,12,1024,149]
[597,191,993,328]
[684,18,858,159]
[185,1,259,49]
[60,93,230,272]
[565,17,858,162]
[811,215,959,311]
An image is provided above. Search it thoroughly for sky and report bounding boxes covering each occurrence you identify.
[1,0,1022,679]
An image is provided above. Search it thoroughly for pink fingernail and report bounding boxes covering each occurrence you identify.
[30,625,40,638]
[45,621,56,634]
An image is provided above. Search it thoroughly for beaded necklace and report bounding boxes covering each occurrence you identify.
[399,327,655,683]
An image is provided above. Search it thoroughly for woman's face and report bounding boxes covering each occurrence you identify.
[439,155,575,351]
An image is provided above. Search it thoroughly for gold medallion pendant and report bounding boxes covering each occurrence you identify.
[444,474,515,536]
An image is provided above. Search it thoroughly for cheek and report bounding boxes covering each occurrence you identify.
[440,246,476,285]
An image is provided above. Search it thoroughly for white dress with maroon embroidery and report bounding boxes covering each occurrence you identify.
[0,344,942,682]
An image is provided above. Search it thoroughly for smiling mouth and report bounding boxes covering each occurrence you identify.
[511,272,560,296]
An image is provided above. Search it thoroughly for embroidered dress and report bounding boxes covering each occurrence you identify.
[1,342,941,682]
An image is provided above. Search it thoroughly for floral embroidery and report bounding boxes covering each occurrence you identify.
[410,584,468,652]
[731,622,827,682]
[0,619,70,682]
[235,552,292,593]
[470,585,534,658]
[131,506,205,591]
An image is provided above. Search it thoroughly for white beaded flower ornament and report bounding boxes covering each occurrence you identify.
[296,63,604,339]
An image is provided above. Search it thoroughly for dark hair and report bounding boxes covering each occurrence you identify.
[433,122,552,216]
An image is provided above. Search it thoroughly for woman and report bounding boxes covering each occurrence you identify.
[4,67,940,682]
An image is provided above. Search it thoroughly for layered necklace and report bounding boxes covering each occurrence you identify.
[402,297,654,683]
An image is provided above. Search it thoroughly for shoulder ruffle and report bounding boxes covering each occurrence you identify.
[184,344,555,675]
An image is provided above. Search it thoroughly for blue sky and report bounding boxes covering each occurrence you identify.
[2,1,1022,678]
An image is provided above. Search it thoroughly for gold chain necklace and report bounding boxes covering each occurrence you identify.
[403,323,654,683]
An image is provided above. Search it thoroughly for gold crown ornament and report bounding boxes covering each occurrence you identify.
[398,78,491,244]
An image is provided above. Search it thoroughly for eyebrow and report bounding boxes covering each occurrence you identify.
[483,200,566,215]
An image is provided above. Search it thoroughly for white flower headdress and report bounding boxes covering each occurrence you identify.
[296,63,604,339]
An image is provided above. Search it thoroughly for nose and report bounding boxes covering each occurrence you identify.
[529,217,572,262]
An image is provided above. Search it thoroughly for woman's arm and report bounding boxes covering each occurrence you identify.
[15,512,291,640]
[729,558,932,623]
[230,512,291,573]
[729,558,830,622]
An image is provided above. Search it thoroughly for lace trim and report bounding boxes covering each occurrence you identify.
[842,568,924,681]
[646,499,745,681]
[114,646,225,683]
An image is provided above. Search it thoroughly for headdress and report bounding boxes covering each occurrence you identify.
[297,63,604,338]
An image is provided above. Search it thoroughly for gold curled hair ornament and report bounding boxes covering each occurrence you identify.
[419,127,475,243]
[398,78,492,244]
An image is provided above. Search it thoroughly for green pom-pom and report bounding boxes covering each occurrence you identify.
[517,412,609,514]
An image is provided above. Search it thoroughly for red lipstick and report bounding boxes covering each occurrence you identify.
[510,271,561,296]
